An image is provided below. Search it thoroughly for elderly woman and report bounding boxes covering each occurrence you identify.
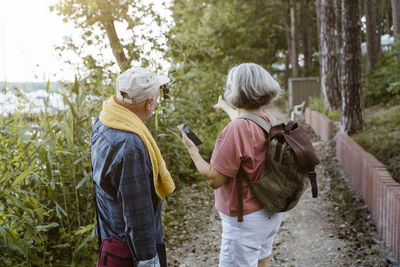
[181,63,283,267]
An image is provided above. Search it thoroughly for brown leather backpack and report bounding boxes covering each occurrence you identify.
[237,113,320,222]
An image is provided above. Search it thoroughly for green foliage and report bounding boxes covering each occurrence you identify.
[167,0,285,69]
[0,0,347,264]
[52,0,167,76]
[2,1,290,264]
[273,96,289,113]
[154,0,287,184]
[363,40,400,107]
[0,83,106,265]
[353,105,400,183]
[308,96,341,121]
[303,53,321,78]
[308,96,325,112]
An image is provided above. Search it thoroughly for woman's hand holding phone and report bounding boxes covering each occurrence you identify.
[178,124,203,146]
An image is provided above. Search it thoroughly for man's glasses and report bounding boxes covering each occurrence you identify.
[162,70,176,99]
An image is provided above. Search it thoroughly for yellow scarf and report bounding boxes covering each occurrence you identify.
[99,96,175,198]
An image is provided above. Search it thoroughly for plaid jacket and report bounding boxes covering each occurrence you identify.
[91,116,165,266]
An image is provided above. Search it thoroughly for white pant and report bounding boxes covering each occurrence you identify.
[218,210,282,267]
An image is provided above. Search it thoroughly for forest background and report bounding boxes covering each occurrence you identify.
[1,0,399,266]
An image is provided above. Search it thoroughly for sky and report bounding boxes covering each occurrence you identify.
[0,0,171,83]
[0,0,80,82]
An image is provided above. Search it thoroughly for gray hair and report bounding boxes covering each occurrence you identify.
[224,63,282,109]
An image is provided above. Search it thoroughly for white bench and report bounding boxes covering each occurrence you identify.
[291,101,306,121]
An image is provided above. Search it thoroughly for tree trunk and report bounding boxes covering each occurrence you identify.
[285,50,290,90]
[99,2,130,72]
[316,0,322,75]
[392,0,400,38]
[102,19,130,72]
[281,0,292,87]
[385,0,391,34]
[341,0,363,134]
[319,0,341,110]
[301,0,313,75]
[365,0,379,73]
[376,0,384,51]
[290,0,299,77]
[335,0,342,95]
[316,0,321,40]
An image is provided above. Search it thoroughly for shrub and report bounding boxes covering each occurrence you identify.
[308,96,341,121]
[363,39,400,107]
[0,82,103,266]
[353,105,400,183]
[0,73,228,265]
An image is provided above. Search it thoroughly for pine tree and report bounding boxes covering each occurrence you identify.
[340,0,363,134]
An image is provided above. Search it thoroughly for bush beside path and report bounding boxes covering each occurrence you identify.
[165,106,399,266]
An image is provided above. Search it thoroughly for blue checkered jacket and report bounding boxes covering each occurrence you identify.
[91,116,165,266]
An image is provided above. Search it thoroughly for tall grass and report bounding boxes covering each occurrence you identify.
[0,75,217,265]
[0,81,105,266]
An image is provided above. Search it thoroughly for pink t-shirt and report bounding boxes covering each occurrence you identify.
[210,113,270,216]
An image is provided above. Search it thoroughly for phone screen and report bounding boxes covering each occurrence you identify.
[177,124,203,146]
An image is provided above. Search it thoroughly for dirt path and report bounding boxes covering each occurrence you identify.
[166,106,399,267]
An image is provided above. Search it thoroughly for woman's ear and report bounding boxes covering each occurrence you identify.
[144,97,155,110]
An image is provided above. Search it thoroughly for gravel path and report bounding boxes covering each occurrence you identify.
[166,106,400,266]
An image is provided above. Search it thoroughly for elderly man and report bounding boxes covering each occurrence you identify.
[91,67,175,267]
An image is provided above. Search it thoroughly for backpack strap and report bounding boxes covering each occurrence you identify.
[239,113,272,134]
[237,165,255,222]
[237,167,244,222]
[236,113,270,222]
[308,171,318,198]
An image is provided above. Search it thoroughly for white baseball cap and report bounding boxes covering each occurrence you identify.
[116,67,170,104]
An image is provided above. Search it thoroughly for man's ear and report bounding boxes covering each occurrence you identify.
[144,97,155,110]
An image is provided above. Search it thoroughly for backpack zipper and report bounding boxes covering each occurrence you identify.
[103,251,131,265]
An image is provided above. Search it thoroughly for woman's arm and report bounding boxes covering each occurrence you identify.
[182,133,228,189]
[214,95,239,121]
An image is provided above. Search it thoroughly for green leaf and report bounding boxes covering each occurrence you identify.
[64,122,74,148]
[8,242,25,256]
[55,148,73,155]
[52,243,71,249]
[73,75,80,95]
[75,172,89,189]
[45,149,55,190]
[74,224,94,236]
[0,225,8,247]
[46,79,50,93]
[73,154,88,165]
[36,222,59,232]
[59,92,77,118]
[12,170,31,187]
[54,201,67,218]
[73,229,95,255]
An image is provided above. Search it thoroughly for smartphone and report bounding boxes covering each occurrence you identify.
[177,124,203,146]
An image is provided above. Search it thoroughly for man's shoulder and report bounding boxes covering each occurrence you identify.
[92,117,145,150]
